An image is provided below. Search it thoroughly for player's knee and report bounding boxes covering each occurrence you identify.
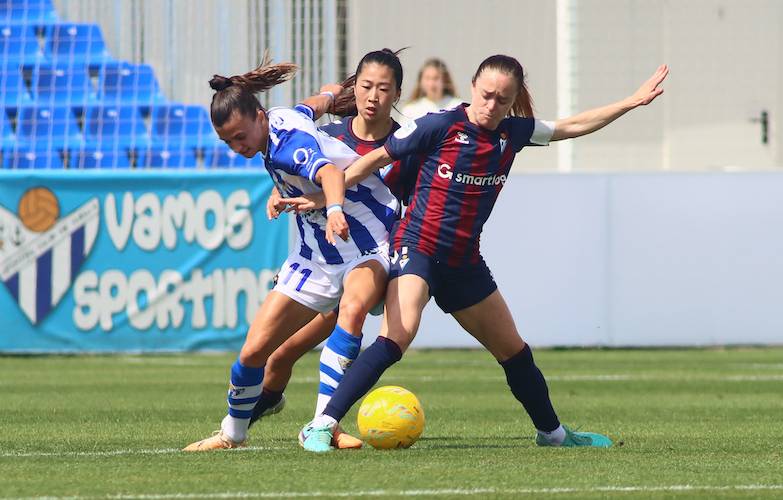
[238,346,265,368]
[336,298,370,332]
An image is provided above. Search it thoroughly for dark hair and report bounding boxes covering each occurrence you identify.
[409,58,457,101]
[471,54,534,118]
[332,48,405,117]
[209,52,298,127]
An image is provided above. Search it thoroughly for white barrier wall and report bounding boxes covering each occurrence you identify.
[361,172,783,348]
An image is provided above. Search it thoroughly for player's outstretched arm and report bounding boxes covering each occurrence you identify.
[299,83,343,120]
[344,146,392,187]
[280,146,391,213]
[551,64,668,141]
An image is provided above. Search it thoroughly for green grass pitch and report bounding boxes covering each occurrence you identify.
[1,347,782,499]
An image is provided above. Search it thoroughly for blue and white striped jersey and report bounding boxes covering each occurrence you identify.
[264,105,399,265]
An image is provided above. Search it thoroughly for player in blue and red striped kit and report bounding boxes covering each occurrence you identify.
[297,55,669,452]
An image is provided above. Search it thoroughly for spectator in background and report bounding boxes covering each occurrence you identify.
[400,58,462,122]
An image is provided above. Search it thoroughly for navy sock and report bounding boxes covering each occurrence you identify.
[248,387,284,428]
[323,336,403,422]
[500,344,561,432]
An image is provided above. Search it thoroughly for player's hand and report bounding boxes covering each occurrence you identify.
[326,211,349,245]
[629,64,669,107]
[266,188,286,220]
[280,192,327,213]
[320,83,343,97]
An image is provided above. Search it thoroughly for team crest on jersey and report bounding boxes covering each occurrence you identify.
[455,132,470,145]
[500,131,509,153]
[0,187,99,325]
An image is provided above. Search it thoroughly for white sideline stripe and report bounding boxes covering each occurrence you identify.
[3,484,783,499]
[0,446,283,458]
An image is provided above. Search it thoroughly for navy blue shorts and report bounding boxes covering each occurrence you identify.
[388,245,497,313]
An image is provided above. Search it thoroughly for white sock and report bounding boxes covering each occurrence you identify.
[537,425,566,445]
[311,414,338,429]
[221,414,249,443]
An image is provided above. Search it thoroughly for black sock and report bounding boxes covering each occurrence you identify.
[323,337,403,422]
[500,344,561,432]
[247,387,284,428]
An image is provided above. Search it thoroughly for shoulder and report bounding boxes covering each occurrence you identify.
[267,106,314,132]
[319,118,347,137]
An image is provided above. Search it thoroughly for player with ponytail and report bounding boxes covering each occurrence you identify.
[242,48,418,450]
[184,52,403,452]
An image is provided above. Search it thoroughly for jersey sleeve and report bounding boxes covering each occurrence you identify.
[384,113,447,160]
[272,127,332,182]
[293,103,315,121]
[508,117,555,151]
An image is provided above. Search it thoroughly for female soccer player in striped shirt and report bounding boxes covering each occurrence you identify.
[295,55,669,452]
[183,54,400,451]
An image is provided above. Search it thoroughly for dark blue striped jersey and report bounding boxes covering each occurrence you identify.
[384,104,553,266]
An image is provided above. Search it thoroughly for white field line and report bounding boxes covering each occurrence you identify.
[287,373,783,384]
[4,484,783,499]
[0,446,284,459]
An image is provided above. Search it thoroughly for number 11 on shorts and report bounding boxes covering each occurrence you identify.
[282,263,312,292]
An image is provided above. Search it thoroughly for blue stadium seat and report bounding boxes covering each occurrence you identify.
[204,143,263,168]
[83,104,150,149]
[0,64,32,106]
[137,146,198,168]
[69,147,130,169]
[151,104,217,149]
[98,61,166,107]
[31,63,97,105]
[0,25,42,64]
[0,0,58,26]
[16,106,83,148]
[0,108,15,148]
[44,23,111,67]
[2,148,63,168]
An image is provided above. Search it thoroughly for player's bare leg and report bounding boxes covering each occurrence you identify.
[183,292,318,451]
[301,260,388,451]
[248,312,338,428]
[301,275,428,452]
[452,290,612,447]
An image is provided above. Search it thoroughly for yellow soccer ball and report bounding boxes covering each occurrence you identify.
[357,386,425,449]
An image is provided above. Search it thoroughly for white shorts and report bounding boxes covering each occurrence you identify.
[273,244,390,313]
